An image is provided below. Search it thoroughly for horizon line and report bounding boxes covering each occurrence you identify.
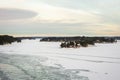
[0,34,120,37]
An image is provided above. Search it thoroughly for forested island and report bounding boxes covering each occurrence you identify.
[0,35,21,45]
[40,36,117,48]
[0,35,119,48]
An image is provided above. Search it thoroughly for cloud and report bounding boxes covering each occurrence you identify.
[13,0,25,2]
[31,4,101,24]
[0,0,120,36]
[0,8,38,20]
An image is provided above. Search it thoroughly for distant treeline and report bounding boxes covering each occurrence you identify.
[40,36,117,42]
[16,37,42,40]
[0,35,119,47]
[114,37,120,40]
[0,35,21,45]
[40,36,117,48]
[16,36,120,41]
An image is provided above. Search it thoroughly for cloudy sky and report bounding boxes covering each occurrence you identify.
[0,0,120,36]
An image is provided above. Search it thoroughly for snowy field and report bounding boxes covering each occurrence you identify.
[0,39,120,80]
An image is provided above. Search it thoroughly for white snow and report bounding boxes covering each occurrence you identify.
[0,39,120,80]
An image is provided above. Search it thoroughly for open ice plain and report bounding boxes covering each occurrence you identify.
[0,39,120,80]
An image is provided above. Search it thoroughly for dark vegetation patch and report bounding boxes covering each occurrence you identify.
[0,35,21,45]
[40,36,117,48]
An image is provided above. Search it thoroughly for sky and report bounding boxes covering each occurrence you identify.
[0,0,120,36]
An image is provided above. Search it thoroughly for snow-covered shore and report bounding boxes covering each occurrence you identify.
[0,39,120,80]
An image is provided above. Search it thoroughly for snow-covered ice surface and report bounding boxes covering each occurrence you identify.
[0,39,120,80]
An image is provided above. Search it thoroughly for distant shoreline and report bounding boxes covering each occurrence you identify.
[0,34,120,37]
[1,34,120,40]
